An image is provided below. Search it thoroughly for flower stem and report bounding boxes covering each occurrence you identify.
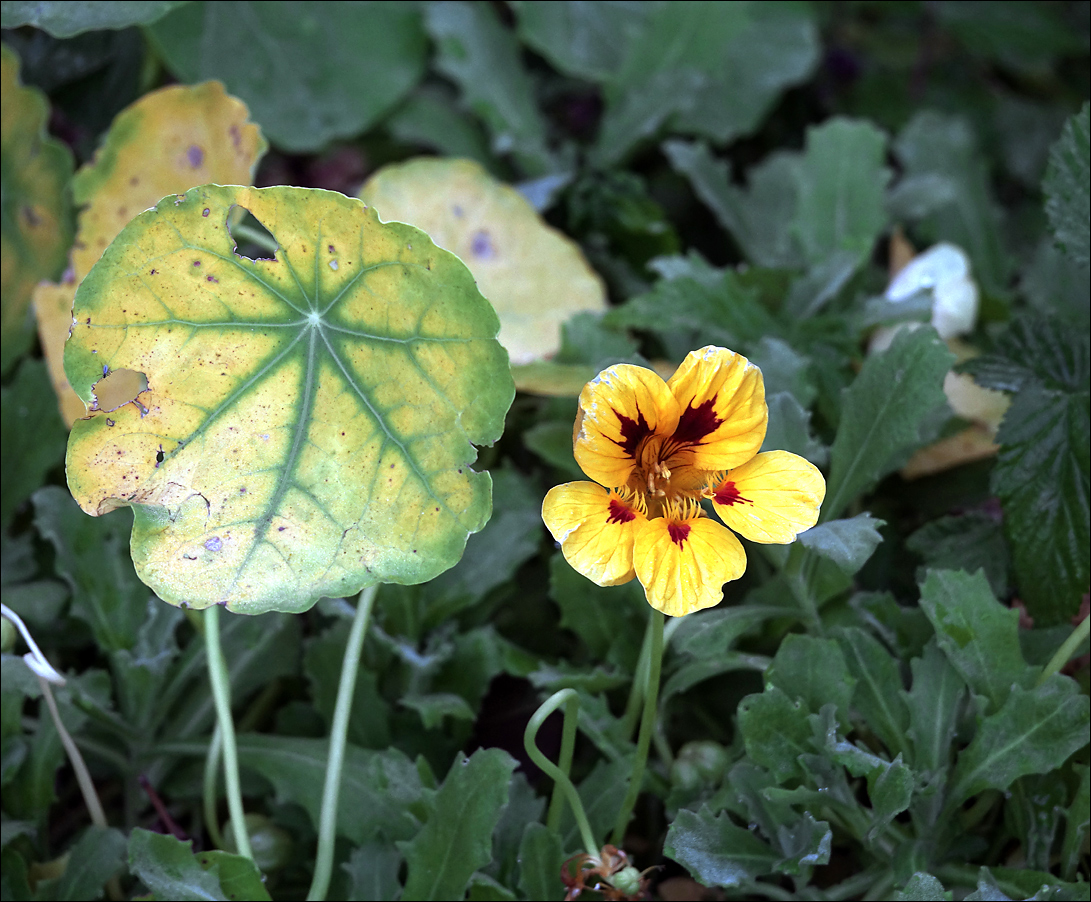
[610,609,664,847]
[524,689,598,856]
[1038,614,1090,686]
[307,584,378,902]
[620,614,655,738]
[204,604,252,861]
[202,724,226,849]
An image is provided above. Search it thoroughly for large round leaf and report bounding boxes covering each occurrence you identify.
[65,185,514,614]
[359,157,606,366]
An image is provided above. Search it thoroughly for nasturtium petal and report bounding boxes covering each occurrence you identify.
[1,44,74,374]
[666,346,767,471]
[34,81,266,426]
[634,517,745,617]
[360,157,606,365]
[711,451,825,544]
[64,184,513,614]
[542,482,641,587]
[574,363,680,489]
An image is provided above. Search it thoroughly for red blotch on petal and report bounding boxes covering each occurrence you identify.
[673,399,723,445]
[667,521,691,547]
[607,498,637,524]
[714,481,751,506]
[615,410,652,457]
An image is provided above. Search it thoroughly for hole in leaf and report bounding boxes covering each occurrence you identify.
[93,369,148,412]
[227,205,278,261]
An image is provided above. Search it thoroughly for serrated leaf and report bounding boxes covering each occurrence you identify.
[558,756,631,853]
[918,569,1032,713]
[111,599,184,730]
[1,1,186,35]
[737,686,813,783]
[1,360,66,526]
[798,513,885,576]
[895,872,949,901]
[993,389,1089,626]
[824,327,954,520]
[907,513,1009,599]
[343,840,403,902]
[605,268,779,362]
[765,634,855,725]
[43,826,127,902]
[147,1,426,152]
[399,748,517,902]
[1043,102,1089,265]
[1,44,74,374]
[35,81,266,427]
[665,141,805,269]
[793,118,891,271]
[665,806,779,888]
[238,734,423,844]
[762,392,828,466]
[64,184,513,613]
[949,676,1090,808]
[516,822,564,902]
[903,641,967,777]
[425,2,551,174]
[128,828,270,902]
[832,627,910,758]
[32,486,146,653]
[595,2,818,163]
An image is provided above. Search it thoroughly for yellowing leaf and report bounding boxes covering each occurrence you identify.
[34,80,266,425]
[359,157,606,365]
[1,43,74,374]
[65,185,514,614]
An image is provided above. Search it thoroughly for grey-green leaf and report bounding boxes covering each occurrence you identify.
[824,327,954,521]
[146,1,427,152]
[798,513,886,576]
[399,749,517,901]
[0,0,186,35]
[919,569,1034,712]
[949,676,1091,807]
[665,806,780,888]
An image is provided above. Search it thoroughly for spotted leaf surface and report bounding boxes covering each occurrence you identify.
[64,184,513,614]
[1,43,74,374]
[34,80,266,426]
[360,157,606,365]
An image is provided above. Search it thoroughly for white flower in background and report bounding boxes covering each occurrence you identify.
[871,243,979,352]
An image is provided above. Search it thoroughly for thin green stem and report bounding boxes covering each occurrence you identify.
[202,725,226,850]
[205,605,252,861]
[307,585,378,902]
[1038,615,1090,686]
[546,695,579,834]
[610,609,664,847]
[524,689,598,857]
[620,615,655,738]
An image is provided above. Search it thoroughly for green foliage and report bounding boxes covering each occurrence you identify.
[146,2,427,152]
[1044,103,1091,266]
[963,317,1090,624]
[2,4,1088,900]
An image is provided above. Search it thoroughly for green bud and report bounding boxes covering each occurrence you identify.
[610,865,644,897]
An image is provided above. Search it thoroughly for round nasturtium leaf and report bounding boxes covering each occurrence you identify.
[34,80,266,426]
[1,43,74,374]
[359,157,607,366]
[65,184,514,614]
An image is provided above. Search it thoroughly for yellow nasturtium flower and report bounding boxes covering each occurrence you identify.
[542,346,825,617]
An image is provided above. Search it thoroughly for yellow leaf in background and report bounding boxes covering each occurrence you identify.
[1,44,74,374]
[33,80,266,425]
[359,157,607,366]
